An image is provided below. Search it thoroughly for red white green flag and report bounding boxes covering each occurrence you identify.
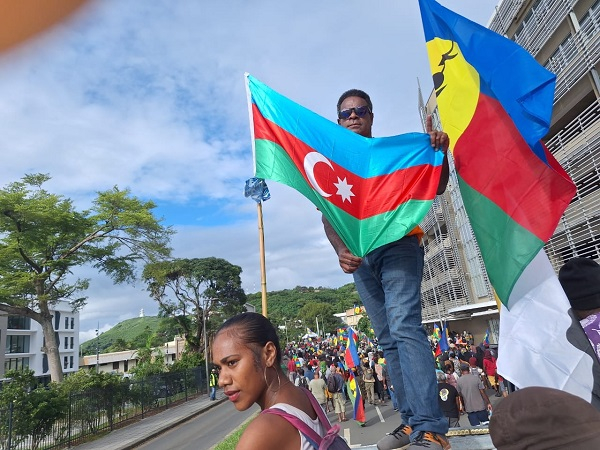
[246,73,445,257]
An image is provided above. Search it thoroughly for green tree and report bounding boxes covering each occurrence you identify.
[106,338,130,352]
[143,257,247,356]
[0,369,67,450]
[0,174,173,382]
[357,315,374,337]
[297,302,341,337]
[58,370,131,432]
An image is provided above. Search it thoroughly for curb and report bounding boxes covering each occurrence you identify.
[119,397,228,450]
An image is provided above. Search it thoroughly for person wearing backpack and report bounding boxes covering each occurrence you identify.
[296,368,310,389]
[212,312,350,450]
[362,360,376,405]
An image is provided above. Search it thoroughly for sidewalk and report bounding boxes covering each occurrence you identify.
[73,394,228,450]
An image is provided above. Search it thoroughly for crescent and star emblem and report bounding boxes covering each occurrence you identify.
[303,152,355,203]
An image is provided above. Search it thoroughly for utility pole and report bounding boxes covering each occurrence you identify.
[203,300,210,396]
[95,322,99,373]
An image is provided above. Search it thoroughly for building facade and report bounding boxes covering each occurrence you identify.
[1,301,80,380]
[79,336,186,375]
[418,0,599,344]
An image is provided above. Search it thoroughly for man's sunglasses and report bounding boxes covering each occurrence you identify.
[338,105,371,120]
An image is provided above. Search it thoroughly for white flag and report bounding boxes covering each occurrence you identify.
[497,250,594,400]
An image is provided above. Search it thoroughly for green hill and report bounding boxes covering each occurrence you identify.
[81,283,360,355]
[80,316,163,355]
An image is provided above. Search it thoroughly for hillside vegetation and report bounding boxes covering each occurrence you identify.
[81,283,360,354]
[80,316,164,355]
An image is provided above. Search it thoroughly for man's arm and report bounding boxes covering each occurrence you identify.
[322,215,362,274]
[479,388,492,410]
[455,393,462,414]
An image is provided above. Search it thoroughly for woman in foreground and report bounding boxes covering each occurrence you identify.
[212,312,345,450]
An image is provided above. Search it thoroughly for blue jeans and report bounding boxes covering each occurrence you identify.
[388,387,399,410]
[353,236,447,438]
[210,386,216,400]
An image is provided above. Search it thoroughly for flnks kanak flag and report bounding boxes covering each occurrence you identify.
[246,73,445,257]
[419,0,575,305]
[345,327,360,369]
[418,0,593,402]
[347,370,366,425]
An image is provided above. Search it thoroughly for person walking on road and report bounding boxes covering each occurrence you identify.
[456,363,492,426]
[308,370,327,412]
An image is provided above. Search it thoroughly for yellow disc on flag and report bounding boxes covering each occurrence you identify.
[426,37,479,150]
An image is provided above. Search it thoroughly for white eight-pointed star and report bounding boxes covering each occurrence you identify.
[334,177,355,203]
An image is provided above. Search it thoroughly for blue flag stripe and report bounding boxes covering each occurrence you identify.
[247,74,444,177]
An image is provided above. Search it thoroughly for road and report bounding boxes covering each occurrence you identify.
[135,401,260,450]
[135,390,501,449]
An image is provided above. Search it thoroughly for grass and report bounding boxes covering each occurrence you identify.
[211,412,258,450]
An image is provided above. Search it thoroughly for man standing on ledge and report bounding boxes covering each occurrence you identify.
[322,89,450,450]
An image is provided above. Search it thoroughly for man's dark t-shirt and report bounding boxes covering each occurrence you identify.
[437,382,460,418]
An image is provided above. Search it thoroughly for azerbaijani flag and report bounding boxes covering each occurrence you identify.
[345,327,361,369]
[246,73,445,257]
[483,329,490,346]
[419,0,575,305]
[347,370,366,425]
[419,0,594,403]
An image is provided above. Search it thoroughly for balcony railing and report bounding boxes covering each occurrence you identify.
[489,0,526,36]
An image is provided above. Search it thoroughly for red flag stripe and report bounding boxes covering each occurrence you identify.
[454,94,575,242]
[253,103,441,220]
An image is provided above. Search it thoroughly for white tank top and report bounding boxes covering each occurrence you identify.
[269,402,325,450]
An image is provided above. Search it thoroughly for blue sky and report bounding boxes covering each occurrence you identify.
[0,0,500,342]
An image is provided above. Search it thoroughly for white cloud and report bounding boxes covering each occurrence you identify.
[0,0,500,339]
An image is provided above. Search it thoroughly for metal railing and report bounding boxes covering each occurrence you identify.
[0,367,207,450]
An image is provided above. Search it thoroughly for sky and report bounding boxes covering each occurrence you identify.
[0,0,500,343]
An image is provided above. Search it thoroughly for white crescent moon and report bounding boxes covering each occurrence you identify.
[304,152,334,197]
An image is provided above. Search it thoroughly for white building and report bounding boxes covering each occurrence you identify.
[80,336,186,375]
[0,301,80,381]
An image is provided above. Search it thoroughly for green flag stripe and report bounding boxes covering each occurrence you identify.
[458,175,544,303]
[256,139,433,256]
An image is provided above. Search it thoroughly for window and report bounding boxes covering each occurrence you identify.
[63,357,68,369]
[7,316,30,330]
[65,316,69,329]
[70,356,74,369]
[71,317,75,329]
[64,336,69,349]
[113,361,119,370]
[70,337,74,349]
[5,357,29,372]
[6,335,30,353]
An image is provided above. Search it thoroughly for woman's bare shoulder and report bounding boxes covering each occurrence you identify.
[236,411,300,450]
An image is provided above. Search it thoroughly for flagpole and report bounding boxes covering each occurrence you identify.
[257,201,268,318]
